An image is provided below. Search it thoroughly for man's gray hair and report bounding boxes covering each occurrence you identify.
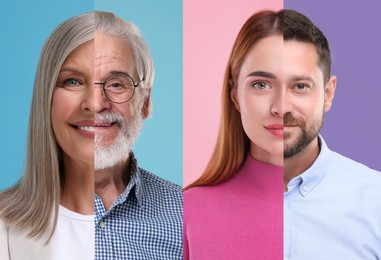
[95,11,154,116]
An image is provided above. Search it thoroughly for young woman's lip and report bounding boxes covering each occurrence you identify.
[265,124,284,129]
[265,127,283,137]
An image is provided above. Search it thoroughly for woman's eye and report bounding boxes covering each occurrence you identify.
[252,82,269,90]
[62,78,81,87]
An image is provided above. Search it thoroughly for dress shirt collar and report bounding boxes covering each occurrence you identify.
[287,135,331,197]
[115,152,146,209]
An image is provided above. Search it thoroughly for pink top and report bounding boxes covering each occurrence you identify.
[184,155,283,259]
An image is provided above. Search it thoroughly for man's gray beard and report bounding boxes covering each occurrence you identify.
[283,112,323,159]
[95,111,143,171]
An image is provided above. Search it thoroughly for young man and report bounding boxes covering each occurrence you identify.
[283,9,381,259]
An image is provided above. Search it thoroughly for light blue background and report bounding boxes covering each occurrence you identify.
[0,0,182,189]
[0,0,93,190]
[95,0,183,185]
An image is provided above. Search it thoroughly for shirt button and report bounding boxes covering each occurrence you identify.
[302,185,308,192]
[100,221,106,229]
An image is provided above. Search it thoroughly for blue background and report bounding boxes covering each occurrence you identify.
[95,0,183,185]
[0,0,93,190]
[0,0,182,189]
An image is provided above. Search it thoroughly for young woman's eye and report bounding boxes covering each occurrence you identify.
[251,82,269,90]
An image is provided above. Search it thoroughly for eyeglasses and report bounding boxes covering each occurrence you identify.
[94,72,145,104]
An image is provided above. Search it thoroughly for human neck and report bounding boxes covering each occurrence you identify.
[284,137,320,191]
[60,155,94,215]
[95,157,130,211]
[250,144,283,167]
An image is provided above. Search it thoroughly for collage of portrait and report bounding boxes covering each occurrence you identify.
[0,0,380,259]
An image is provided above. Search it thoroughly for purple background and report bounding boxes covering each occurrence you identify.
[285,0,381,171]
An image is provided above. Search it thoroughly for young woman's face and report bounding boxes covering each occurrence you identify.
[51,41,95,168]
[231,35,283,166]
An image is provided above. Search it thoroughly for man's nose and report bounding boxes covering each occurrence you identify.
[93,83,112,113]
[270,88,294,117]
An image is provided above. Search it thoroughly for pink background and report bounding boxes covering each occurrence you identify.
[183,0,283,187]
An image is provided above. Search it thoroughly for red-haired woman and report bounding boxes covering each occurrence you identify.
[184,10,284,259]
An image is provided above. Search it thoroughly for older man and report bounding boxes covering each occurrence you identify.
[93,12,182,259]
[283,10,381,259]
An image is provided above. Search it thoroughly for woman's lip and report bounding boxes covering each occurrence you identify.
[71,125,94,138]
[69,120,95,138]
[265,127,283,137]
[70,120,94,127]
[265,124,284,129]
[265,124,283,137]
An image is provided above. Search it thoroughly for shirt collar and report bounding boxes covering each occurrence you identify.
[289,135,332,197]
[117,152,146,208]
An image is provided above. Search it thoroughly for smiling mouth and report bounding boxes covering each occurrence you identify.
[70,124,95,132]
[78,126,94,132]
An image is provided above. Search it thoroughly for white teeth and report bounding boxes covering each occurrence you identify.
[78,126,95,132]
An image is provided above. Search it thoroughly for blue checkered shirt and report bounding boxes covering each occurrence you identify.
[94,154,183,259]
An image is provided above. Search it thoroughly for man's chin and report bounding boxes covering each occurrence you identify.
[95,140,132,171]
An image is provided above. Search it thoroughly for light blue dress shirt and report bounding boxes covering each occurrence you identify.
[284,136,381,260]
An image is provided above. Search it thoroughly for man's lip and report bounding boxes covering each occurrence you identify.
[265,124,284,130]
[94,122,115,127]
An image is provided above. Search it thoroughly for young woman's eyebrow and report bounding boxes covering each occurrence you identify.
[246,71,277,79]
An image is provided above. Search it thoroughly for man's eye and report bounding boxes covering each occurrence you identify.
[294,84,310,92]
[251,82,269,90]
[109,83,124,88]
[105,82,130,94]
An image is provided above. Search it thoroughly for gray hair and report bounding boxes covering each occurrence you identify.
[0,12,94,240]
[95,11,155,116]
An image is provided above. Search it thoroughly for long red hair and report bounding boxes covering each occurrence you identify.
[185,10,283,190]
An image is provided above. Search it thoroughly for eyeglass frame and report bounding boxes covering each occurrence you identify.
[94,72,145,104]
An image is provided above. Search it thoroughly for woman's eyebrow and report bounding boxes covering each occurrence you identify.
[246,70,277,79]
[59,67,86,77]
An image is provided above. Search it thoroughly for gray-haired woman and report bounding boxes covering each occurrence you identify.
[0,12,96,260]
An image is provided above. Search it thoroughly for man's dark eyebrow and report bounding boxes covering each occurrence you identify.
[246,71,277,79]
[289,75,316,85]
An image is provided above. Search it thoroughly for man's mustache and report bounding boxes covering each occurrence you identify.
[95,112,124,125]
[284,112,306,127]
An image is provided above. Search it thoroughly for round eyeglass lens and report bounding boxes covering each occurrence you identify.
[104,73,135,103]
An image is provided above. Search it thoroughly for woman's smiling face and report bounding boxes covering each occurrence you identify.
[51,40,95,167]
